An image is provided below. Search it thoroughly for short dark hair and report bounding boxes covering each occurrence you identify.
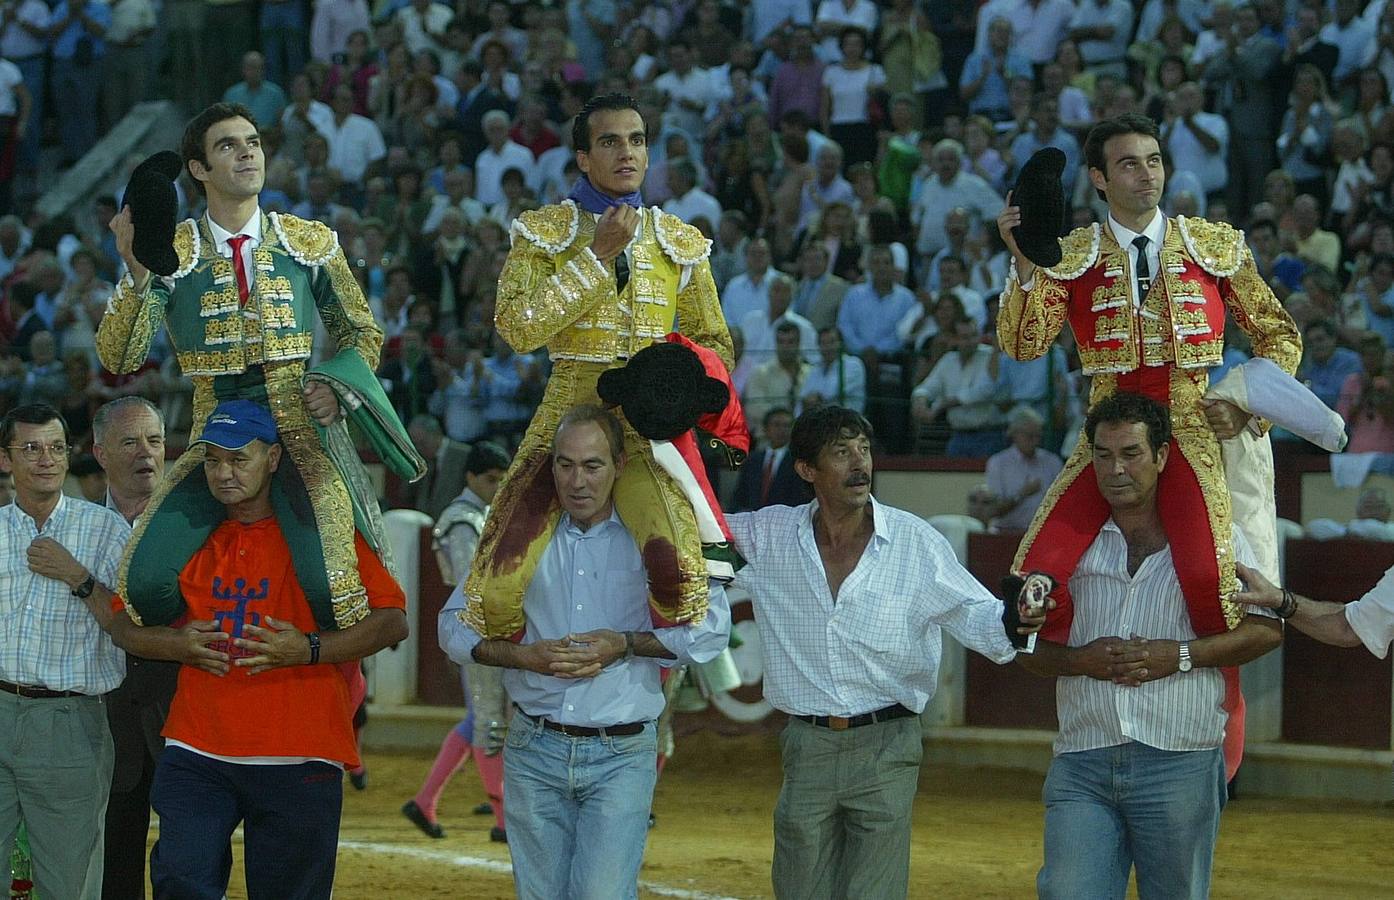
[774,320,801,339]
[466,440,511,474]
[572,92,642,152]
[0,403,69,449]
[763,407,793,427]
[70,452,103,478]
[1083,113,1160,200]
[790,405,874,467]
[1303,317,1337,339]
[557,403,626,463]
[180,102,259,196]
[1084,392,1171,458]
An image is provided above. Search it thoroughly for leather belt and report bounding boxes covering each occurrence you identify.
[519,707,646,738]
[0,679,87,699]
[796,703,916,731]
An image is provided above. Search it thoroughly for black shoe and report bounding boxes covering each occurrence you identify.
[349,770,368,791]
[402,800,445,839]
[648,813,656,829]
[490,826,508,843]
[472,802,494,816]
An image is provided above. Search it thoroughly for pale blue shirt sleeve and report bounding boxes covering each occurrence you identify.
[437,581,483,666]
[651,580,732,665]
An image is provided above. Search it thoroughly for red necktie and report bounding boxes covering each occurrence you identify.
[227,234,251,306]
[760,451,775,506]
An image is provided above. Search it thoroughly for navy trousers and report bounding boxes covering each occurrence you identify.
[149,745,343,900]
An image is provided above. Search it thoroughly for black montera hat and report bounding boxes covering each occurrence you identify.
[123,151,182,277]
[597,341,729,441]
[1011,147,1068,269]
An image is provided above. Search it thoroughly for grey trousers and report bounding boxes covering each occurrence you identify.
[772,714,922,900]
[0,690,114,899]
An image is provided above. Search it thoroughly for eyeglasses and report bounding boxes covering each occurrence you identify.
[5,441,70,461]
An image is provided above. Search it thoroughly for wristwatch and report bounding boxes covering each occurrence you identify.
[623,631,636,661]
[71,574,96,599]
[1177,641,1193,673]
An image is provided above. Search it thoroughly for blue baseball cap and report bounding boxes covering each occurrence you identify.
[195,400,279,450]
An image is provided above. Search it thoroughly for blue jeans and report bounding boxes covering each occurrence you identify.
[149,746,343,900]
[258,1,306,88]
[503,712,657,900]
[1038,742,1226,900]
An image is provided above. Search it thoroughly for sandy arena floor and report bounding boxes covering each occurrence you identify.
[178,716,1394,899]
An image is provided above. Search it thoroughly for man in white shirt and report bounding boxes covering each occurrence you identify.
[323,83,385,184]
[738,274,818,378]
[1161,81,1229,197]
[395,0,452,55]
[662,157,723,232]
[801,325,866,413]
[474,109,535,208]
[1017,392,1281,900]
[911,139,1004,263]
[721,237,775,328]
[653,39,714,142]
[910,315,1006,458]
[974,0,1076,66]
[1322,0,1377,85]
[1069,0,1135,76]
[725,404,1043,899]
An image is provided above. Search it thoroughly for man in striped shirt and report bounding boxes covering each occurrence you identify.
[0,403,131,898]
[724,405,1045,899]
[1017,392,1282,900]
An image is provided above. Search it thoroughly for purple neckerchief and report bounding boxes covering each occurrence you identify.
[567,177,643,214]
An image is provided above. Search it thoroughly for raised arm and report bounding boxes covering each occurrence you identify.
[95,207,171,374]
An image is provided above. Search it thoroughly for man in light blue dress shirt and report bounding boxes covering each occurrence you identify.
[439,404,731,900]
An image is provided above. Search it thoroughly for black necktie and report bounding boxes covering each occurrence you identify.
[615,251,630,295]
[1133,235,1151,302]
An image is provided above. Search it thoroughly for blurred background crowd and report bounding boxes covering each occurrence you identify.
[2,0,1394,531]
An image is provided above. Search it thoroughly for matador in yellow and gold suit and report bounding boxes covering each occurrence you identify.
[462,200,733,639]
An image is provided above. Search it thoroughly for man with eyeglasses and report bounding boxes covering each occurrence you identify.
[0,402,132,898]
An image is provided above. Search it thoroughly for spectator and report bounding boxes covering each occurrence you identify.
[744,321,812,442]
[49,0,111,165]
[279,73,335,167]
[1248,218,1304,299]
[731,407,809,511]
[1161,81,1229,200]
[960,16,1032,122]
[837,243,918,360]
[1280,4,1339,99]
[406,412,471,518]
[801,325,867,413]
[722,237,776,330]
[976,0,1075,66]
[663,157,723,232]
[708,210,749,293]
[1358,252,1394,350]
[813,0,878,63]
[428,330,488,443]
[479,329,540,443]
[309,0,370,65]
[1010,94,1083,197]
[791,241,850,331]
[2,0,47,178]
[912,139,1004,267]
[984,407,1064,531]
[1068,0,1136,78]
[1204,2,1282,218]
[900,289,966,382]
[797,142,855,233]
[469,0,527,64]
[1333,120,1376,231]
[18,329,63,406]
[474,109,534,208]
[654,39,714,142]
[769,24,824,129]
[820,27,884,168]
[1339,332,1394,453]
[1323,0,1377,89]
[396,0,451,56]
[910,315,1005,458]
[1292,193,1342,274]
[1298,317,1363,410]
[321,28,377,117]
[711,140,770,235]
[52,247,110,360]
[101,0,155,127]
[740,273,818,375]
[509,94,559,160]
[1277,65,1337,202]
[324,82,386,184]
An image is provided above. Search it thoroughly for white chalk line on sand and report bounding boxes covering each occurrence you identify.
[338,840,745,900]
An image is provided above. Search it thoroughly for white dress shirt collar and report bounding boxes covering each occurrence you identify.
[206,209,264,256]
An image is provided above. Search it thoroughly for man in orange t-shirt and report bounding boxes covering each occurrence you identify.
[107,400,408,900]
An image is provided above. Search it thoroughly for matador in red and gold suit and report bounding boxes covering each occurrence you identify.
[998,212,1301,776]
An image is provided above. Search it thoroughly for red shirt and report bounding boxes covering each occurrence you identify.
[114,518,405,766]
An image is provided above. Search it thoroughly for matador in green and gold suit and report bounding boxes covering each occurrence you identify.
[96,211,423,632]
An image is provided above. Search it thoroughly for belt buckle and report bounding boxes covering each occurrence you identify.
[828,716,849,731]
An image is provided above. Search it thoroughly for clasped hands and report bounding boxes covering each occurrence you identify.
[171,616,311,677]
[522,630,628,679]
[1076,634,1182,686]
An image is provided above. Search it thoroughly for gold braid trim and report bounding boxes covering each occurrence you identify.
[1177,216,1243,278]
[653,209,713,265]
[269,212,338,267]
[998,264,1070,362]
[171,218,199,279]
[509,200,580,254]
[1043,223,1101,281]
[96,272,167,374]
[114,447,207,624]
[1170,367,1243,630]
